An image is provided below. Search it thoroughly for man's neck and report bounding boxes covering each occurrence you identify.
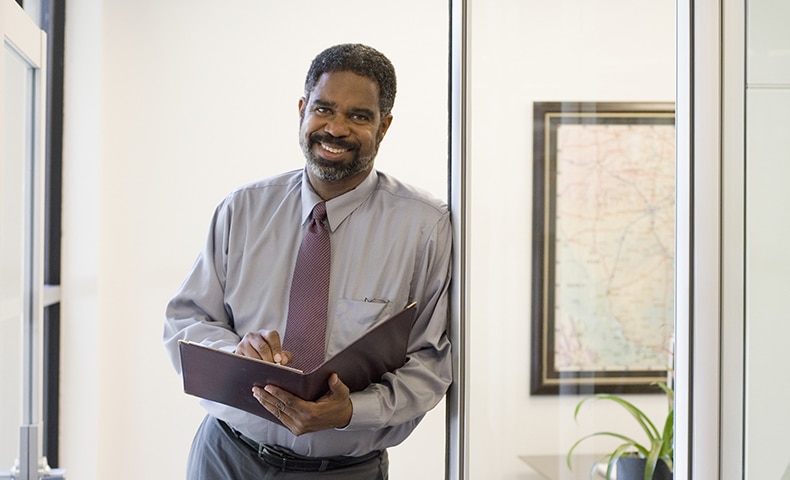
[306,167,372,201]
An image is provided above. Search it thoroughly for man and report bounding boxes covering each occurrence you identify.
[163,43,453,479]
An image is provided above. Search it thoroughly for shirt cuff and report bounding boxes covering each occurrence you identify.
[340,389,382,430]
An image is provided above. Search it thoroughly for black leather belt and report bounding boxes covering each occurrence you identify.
[222,421,381,473]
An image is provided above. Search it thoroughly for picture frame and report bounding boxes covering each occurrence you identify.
[530,102,675,395]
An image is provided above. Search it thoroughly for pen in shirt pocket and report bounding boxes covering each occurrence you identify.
[363,297,390,303]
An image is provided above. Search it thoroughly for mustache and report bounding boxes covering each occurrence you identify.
[309,133,357,151]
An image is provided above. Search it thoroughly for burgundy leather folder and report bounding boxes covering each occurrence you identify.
[178,303,417,424]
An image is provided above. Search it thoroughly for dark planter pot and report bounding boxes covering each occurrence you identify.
[615,456,673,480]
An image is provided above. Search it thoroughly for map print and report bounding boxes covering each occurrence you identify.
[552,121,675,373]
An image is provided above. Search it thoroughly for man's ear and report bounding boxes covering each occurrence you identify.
[378,114,394,141]
[298,97,307,119]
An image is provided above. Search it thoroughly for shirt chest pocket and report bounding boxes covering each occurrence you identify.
[327,298,396,357]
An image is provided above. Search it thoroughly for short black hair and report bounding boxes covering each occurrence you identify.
[304,44,397,117]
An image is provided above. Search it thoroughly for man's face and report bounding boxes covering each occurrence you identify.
[298,71,392,182]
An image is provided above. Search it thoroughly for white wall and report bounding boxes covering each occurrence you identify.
[61,1,448,479]
[466,1,675,478]
[745,0,790,476]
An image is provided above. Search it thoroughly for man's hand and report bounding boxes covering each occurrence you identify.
[252,374,353,436]
[236,329,293,366]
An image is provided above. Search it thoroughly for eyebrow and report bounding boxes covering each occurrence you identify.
[312,99,376,119]
[312,99,336,109]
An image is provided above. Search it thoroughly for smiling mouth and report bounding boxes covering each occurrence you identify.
[320,143,349,154]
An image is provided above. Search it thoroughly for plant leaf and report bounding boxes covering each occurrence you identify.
[568,386,675,477]
[594,394,660,441]
[567,431,649,471]
[657,382,674,411]
[659,409,674,472]
[644,439,662,479]
[607,443,638,480]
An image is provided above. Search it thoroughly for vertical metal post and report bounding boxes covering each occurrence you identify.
[19,427,37,480]
[447,0,469,479]
[673,0,692,477]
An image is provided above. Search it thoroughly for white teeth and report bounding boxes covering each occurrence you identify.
[321,143,346,154]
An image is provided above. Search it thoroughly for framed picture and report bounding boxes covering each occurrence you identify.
[530,102,675,395]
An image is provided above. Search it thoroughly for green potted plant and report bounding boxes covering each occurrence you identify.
[566,383,674,480]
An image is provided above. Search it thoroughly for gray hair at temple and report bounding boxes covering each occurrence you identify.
[304,44,397,118]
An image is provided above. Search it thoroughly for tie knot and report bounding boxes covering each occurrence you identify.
[311,202,327,223]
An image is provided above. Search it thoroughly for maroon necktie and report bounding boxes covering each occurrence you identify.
[283,202,331,372]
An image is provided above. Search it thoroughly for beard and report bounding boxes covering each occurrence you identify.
[300,132,380,182]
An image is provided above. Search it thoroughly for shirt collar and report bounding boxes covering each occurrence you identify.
[299,168,378,233]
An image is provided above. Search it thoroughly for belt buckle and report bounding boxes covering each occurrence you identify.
[255,442,380,473]
[261,445,331,472]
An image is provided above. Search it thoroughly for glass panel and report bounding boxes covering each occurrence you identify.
[1,43,33,467]
[745,90,790,478]
[744,2,790,478]
[67,3,449,479]
[465,2,676,478]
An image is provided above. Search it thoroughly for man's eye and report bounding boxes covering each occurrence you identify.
[315,107,331,115]
[351,114,370,123]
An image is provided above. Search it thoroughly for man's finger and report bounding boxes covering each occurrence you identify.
[260,331,284,362]
[238,330,284,362]
[253,386,286,417]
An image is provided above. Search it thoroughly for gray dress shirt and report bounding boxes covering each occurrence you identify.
[163,168,453,457]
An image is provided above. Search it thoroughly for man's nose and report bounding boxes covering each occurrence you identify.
[323,115,351,137]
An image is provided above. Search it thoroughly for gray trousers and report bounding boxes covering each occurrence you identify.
[186,415,389,479]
